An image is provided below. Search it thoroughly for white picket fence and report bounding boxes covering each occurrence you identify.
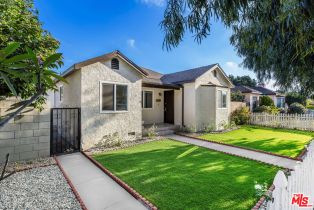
[250,113,314,131]
[266,141,314,210]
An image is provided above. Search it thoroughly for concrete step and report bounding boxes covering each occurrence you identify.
[155,125,177,132]
[157,129,175,136]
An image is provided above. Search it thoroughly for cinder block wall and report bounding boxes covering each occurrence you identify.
[0,98,50,163]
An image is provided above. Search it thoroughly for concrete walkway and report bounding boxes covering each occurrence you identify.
[56,153,148,210]
[166,134,298,169]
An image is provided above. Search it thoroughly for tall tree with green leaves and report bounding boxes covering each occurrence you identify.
[0,0,60,98]
[161,0,314,95]
[0,0,63,127]
[229,75,257,87]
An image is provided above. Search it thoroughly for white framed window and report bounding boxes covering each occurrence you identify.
[142,90,153,109]
[277,97,285,108]
[100,82,128,113]
[59,86,63,102]
[218,90,227,108]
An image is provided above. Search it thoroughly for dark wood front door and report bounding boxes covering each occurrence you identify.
[164,90,174,124]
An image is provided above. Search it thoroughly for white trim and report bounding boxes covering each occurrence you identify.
[217,89,228,109]
[99,81,129,114]
[59,85,63,102]
[142,90,154,110]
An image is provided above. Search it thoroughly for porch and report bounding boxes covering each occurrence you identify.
[141,85,182,127]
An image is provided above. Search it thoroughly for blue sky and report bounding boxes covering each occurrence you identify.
[35,0,256,79]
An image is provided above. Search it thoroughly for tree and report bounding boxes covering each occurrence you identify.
[231,90,244,102]
[229,75,257,87]
[285,92,307,106]
[0,0,60,98]
[0,42,65,127]
[259,96,274,107]
[0,0,62,127]
[161,0,314,95]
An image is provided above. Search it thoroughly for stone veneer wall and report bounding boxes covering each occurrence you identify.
[0,98,50,163]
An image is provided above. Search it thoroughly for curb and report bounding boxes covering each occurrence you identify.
[168,137,284,169]
[54,156,88,210]
[175,133,302,161]
[81,151,158,210]
[252,184,275,210]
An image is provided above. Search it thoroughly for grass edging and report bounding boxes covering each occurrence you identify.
[251,184,275,210]
[81,151,158,210]
[54,156,88,210]
[175,132,304,161]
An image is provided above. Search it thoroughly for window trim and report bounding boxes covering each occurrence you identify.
[99,81,129,113]
[217,89,228,109]
[142,90,154,110]
[59,85,63,102]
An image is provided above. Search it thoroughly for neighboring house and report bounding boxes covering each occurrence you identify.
[250,86,285,108]
[232,85,286,111]
[52,50,234,149]
[232,85,262,111]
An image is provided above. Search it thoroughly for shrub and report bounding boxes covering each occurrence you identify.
[259,96,274,106]
[285,92,306,106]
[231,106,250,125]
[231,91,245,102]
[288,102,306,114]
[147,124,157,138]
[253,105,280,114]
[253,105,271,113]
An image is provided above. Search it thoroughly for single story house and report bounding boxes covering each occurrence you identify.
[232,85,285,111]
[52,50,234,149]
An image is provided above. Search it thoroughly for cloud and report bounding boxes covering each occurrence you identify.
[225,61,239,70]
[127,39,136,48]
[138,0,165,7]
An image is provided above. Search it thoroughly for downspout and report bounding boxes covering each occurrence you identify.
[181,85,184,127]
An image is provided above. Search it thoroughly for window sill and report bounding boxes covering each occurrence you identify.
[100,111,128,114]
[217,107,228,109]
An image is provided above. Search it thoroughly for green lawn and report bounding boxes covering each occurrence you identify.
[93,140,278,210]
[200,125,314,158]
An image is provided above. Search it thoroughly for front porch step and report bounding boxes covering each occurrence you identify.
[143,123,178,137]
[157,129,175,136]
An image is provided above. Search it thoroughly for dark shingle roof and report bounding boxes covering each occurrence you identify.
[232,85,261,94]
[250,86,276,95]
[161,64,217,85]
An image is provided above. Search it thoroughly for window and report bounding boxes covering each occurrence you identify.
[142,91,153,109]
[277,97,285,108]
[111,58,119,70]
[218,90,227,108]
[59,86,63,101]
[252,96,258,109]
[101,82,128,112]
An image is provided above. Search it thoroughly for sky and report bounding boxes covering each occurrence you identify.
[34,0,268,86]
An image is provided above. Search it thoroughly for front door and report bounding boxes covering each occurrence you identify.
[164,90,174,124]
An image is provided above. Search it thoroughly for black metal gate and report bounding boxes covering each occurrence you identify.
[50,108,81,155]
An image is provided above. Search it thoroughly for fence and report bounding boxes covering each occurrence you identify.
[250,113,314,131]
[266,141,314,210]
[0,98,51,163]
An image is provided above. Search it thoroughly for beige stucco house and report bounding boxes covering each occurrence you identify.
[52,50,234,149]
[232,85,286,111]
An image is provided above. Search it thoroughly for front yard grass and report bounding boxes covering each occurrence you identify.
[200,125,314,158]
[93,140,278,210]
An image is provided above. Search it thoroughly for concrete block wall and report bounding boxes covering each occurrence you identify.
[0,98,50,163]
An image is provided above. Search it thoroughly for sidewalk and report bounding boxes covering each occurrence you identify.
[56,153,148,210]
[166,134,298,169]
